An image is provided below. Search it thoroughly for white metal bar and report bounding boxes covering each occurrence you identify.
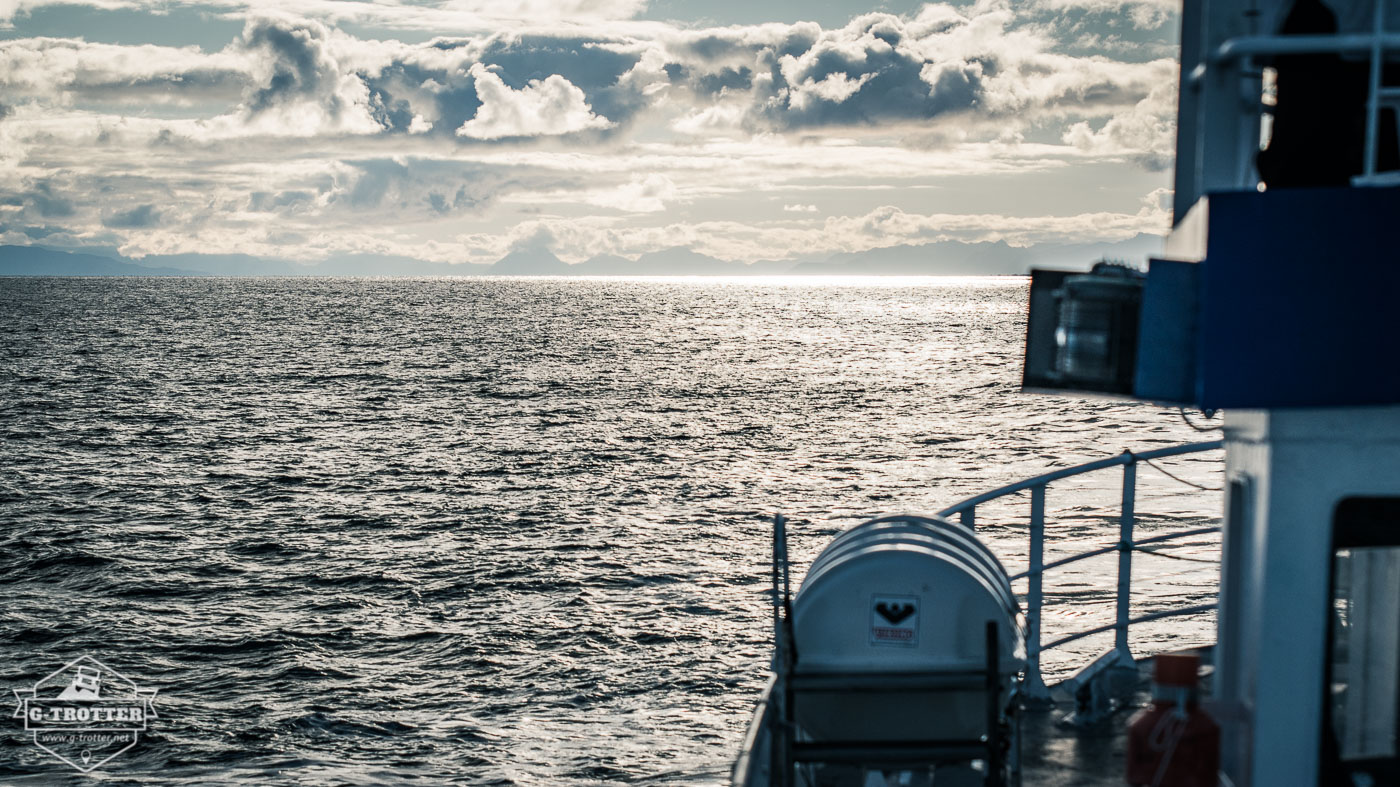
[1211,33,1400,65]
[1113,461,1136,664]
[1022,485,1051,703]
[1036,603,1219,655]
[936,441,1223,518]
[1007,526,1222,581]
[931,442,1225,687]
[1365,0,1388,176]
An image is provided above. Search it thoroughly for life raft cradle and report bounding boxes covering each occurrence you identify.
[764,514,1019,787]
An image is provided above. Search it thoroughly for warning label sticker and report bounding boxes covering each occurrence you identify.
[870,594,919,647]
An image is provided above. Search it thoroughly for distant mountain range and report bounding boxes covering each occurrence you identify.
[0,234,1164,277]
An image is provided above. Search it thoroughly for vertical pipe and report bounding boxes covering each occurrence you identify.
[1364,0,1386,177]
[1022,485,1051,704]
[769,514,789,787]
[1115,459,1136,664]
[771,514,783,652]
[961,506,975,530]
[985,620,1004,787]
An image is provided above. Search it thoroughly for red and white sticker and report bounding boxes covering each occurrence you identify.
[870,594,919,647]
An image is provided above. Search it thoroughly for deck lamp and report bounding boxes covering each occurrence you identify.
[1022,261,1145,396]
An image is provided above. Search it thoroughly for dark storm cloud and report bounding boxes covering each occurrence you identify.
[238,16,352,119]
[353,35,643,138]
[28,182,75,218]
[102,204,161,228]
[766,35,985,128]
[692,66,753,94]
[655,14,991,132]
[1,4,1174,149]
[658,10,1171,136]
[356,59,482,135]
[475,36,643,126]
[672,24,820,64]
[331,158,529,215]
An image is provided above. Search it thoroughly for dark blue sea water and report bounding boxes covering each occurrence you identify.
[0,277,1222,784]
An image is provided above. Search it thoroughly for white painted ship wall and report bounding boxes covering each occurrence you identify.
[1218,406,1400,785]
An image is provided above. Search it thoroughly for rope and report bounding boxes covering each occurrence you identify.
[1134,546,1219,565]
[1178,407,1221,432]
[1142,457,1223,492]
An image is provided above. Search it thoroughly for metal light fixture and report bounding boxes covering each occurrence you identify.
[1023,262,1145,396]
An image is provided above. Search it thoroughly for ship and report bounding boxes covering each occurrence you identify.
[731,1,1400,785]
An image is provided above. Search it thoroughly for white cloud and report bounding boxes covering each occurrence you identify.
[233,15,382,135]
[0,2,1181,265]
[1062,80,1177,170]
[1030,0,1178,30]
[456,63,612,140]
[0,0,656,33]
[787,71,874,112]
[587,173,677,213]
[445,196,1170,265]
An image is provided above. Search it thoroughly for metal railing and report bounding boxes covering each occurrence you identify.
[1177,0,1400,212]
[936,440,1224,702]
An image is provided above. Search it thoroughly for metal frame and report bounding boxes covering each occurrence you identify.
[766,516,1014,786]
[937,440,1224,703]
[775,623,1011,786]
[1176,0,1400,218]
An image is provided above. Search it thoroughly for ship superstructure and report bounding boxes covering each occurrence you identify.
[733,1,1400,785]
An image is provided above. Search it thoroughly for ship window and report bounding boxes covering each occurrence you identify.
[1325,498,1400,784]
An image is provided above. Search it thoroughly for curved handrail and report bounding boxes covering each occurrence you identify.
[936,440,1222,518]
[1008,524,1223,582]
[1037,604,1219,655]
[931,440,1224,701]
[1210,33,1400,65]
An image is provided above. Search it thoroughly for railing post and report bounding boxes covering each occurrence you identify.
[1022,484,1052,706]
[1113,457,1136,668]
[1364,0,1386,177]
[960,507,975,530]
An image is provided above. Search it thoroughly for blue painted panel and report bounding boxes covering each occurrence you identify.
[1134,259,1200,405]
[1196,187,1400,408]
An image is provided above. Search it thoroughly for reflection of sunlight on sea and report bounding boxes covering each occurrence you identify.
[0,276,1222,784]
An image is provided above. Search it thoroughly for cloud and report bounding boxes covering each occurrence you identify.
[1030,0,1178,30]
[0,0,654,32]
[0,36,247,105]
[657,5,1173,141]
[235,15,380,135]
[587,173,676,212]
[102,203,161,228]
[456,62,613,139]
[27,180,75,217]
[0,2,1181,264]
[448,195,1171,264]
[1062,79,1176,170]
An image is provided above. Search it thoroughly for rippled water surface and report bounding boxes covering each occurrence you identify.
[0,277,1222,784]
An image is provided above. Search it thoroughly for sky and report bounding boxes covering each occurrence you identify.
[0,0,1182,265]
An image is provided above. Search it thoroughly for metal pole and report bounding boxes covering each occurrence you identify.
[1364,0,1387,177]
[961,507,975,529]
[1022,485,1052,705]
[770,514,790,787]
[985,620,1004,787]
[1114,459,1136,666]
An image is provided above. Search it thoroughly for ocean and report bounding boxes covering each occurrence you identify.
[0,276,1222,784]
